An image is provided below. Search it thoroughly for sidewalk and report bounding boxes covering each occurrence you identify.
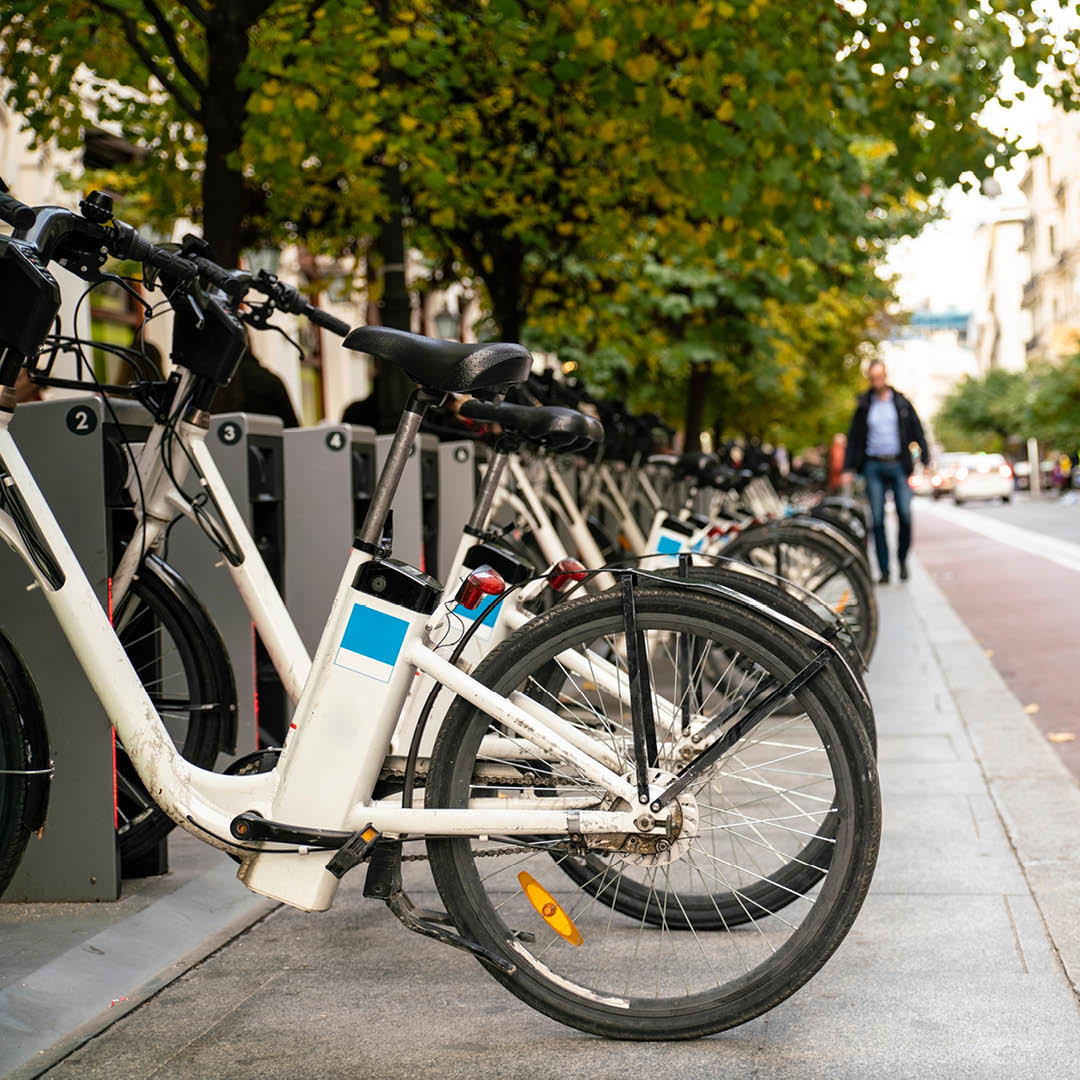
[14,560,1080,1079]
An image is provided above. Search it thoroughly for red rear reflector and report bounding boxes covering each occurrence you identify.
[456,565,506,609]
[549,558,588,592]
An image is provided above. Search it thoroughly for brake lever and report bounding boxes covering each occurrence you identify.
[239,300,276,330]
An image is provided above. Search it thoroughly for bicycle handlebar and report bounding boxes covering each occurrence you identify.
[106,219,198,283]
[0,190,36,231]
[188,254,253,302]
[250,270,350,336]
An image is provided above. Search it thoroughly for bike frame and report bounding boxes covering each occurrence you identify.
[0,401,659,915]
[95,390,704,775]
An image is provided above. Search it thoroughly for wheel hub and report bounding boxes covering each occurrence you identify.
[597,768,699,867]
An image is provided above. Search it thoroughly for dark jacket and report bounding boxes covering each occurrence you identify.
[843,387,928,476]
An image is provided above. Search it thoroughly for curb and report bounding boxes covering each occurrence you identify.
[1,861,278,1080]
[908,556,1080,997]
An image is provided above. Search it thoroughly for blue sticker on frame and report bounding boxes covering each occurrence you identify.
[335,603,409,682]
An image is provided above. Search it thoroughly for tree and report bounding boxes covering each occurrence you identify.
[1029,355,1080,453]
[4,1,1078,442]
[933,368,1030,451]
[0,1,301,266]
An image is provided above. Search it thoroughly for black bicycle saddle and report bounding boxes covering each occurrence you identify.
[459,399,603,452]
[343,326,532,395]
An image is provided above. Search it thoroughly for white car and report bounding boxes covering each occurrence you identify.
[953,453,1013,504]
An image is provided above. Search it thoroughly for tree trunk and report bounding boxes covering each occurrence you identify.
[484,237,525,342]
[374,163,416,432]
[200,11,256,266]
[683,363,712,452]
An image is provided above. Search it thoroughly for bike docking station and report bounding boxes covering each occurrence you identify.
[167,411,287,755]
[420,432,440,578]
[283,422,378,654]
[435,438,476,584]
[0,396,153,899]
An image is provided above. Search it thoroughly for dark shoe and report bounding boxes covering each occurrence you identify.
[878,572,890,585]
[900,563,909,581]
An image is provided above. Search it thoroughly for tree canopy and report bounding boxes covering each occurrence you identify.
[3,0,1078,444]
[933,356,1080,456]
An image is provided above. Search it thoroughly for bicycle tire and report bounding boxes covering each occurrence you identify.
[806,504,869,554]
[722,520,878,660]
[113,556,236,862]
[0,651,34,895]
[426,585,880,1039]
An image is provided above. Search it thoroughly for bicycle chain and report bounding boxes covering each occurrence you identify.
[402,845,548,862]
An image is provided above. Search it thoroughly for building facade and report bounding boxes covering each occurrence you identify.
[972,206,1029,373]
[1018,107,1080,364]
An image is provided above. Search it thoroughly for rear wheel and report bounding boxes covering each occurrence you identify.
[113,557,235,862]
[426,585,880,1039]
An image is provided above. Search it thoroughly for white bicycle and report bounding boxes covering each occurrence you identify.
[0,192,880,1039]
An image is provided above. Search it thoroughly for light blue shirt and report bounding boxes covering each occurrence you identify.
[866,393,901,457]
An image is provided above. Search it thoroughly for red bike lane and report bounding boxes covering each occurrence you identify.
[913,506,1080,781]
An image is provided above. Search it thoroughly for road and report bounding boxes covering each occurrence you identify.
[911,493,1080,779]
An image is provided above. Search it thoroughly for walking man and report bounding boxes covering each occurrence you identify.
[842,360,929,583]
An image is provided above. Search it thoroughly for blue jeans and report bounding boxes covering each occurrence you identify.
[864,459,911,576]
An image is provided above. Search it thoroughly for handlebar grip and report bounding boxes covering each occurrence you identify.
[191,255,252,301]
[142,242,197,282]
[0,191,36,231]
[304,304,350,337]
[111,222,197,282]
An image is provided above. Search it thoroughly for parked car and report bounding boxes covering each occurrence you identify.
[953,453,1013,504]
[1013,460,1055,491]
[930,452,969,499]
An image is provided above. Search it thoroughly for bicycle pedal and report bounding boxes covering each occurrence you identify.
[325,825,380,880]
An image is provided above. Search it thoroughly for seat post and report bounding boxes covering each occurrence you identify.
[355,388,440,554]
[466,439,516,534]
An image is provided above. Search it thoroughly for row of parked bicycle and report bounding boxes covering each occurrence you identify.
[0,183,880,1040]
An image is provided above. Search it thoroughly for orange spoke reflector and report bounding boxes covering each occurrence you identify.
[834,589,851,615]
[518,871,583,946]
